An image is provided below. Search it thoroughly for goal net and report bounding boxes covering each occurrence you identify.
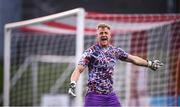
[4,8,85,106]
[4,8,180,106]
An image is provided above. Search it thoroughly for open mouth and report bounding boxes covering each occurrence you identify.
[100,36,108,41]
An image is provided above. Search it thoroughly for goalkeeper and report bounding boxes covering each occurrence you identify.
[68,23,163,107]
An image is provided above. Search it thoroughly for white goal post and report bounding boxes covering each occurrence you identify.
[4,8,85,106]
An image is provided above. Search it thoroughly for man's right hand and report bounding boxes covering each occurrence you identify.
[68,81,76,97]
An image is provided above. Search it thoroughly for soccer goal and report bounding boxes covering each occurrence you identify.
[4,8,85,106]
[4,8,180,106]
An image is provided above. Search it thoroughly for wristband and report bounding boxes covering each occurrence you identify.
[147,60,152,67]
[70,81,76,87]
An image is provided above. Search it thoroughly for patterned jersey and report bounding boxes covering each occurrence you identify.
[78,43,128,94]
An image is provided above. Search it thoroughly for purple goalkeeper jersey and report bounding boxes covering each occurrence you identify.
[78,43,128,94]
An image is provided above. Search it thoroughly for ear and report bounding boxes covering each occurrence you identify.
[95,32,98,36]
[96,34,98,39]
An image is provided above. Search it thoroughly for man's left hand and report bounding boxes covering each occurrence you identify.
[147,60,164,71]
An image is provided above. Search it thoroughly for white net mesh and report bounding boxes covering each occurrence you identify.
[4,9,84,106]
[10,32,76,105]
[4,9,180,106]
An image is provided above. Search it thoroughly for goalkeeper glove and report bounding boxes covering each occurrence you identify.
[147,60,163,71]
[68,81,76,97]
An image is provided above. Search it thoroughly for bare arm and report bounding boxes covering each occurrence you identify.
[125,54,163,71]
[68,65,85,96]
[125,54,148,67]
[70,64,86,82]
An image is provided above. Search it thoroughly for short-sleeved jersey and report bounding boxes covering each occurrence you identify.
[78,43,128,94]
